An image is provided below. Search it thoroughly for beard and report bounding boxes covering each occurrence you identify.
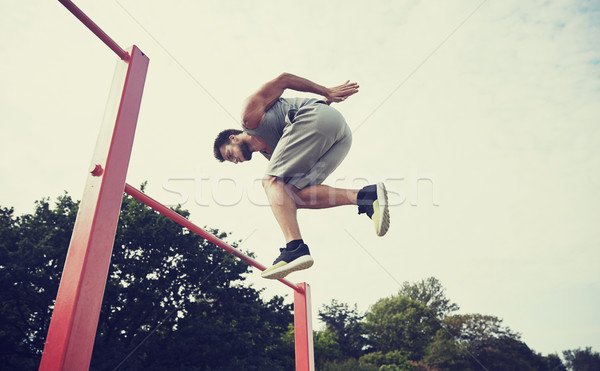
[240,141,253,161]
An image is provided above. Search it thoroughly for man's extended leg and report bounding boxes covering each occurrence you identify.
[261,176,314,280]
[262,175,302,243]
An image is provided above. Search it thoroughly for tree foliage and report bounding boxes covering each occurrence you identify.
[364,295,439,360]
[2,191,598,370]
[359,351,415,370]
[0,190,294,370]
[398,277,459,319]
[425,314,548,370]
[0,195,77,370]
[318,299,367,359]
[313,328,343,368]
[563,347,600,371]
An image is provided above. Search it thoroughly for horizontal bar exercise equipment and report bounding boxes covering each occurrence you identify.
[42,2,313,368]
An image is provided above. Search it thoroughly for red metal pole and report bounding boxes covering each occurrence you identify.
[123,184,302,293]
[294,282,315,371]
[59,0,130,60]
[39,46,149,370]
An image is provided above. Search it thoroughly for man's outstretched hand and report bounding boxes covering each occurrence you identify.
[324,80,359,105]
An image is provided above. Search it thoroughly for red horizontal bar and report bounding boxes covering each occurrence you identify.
[123,184,302,293]
[59,0,130,60]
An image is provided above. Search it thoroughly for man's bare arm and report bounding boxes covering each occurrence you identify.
[242,73,359,129]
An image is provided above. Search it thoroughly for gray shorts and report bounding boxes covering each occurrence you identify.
[265,102,352,190]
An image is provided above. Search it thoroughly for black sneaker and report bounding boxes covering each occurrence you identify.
[357,182,390,236]
[261,243,314,279]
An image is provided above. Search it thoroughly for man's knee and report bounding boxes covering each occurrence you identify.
[262,175,278,190]
[262,176,300,199]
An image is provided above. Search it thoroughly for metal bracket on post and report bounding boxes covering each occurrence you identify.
[294,282,315,371]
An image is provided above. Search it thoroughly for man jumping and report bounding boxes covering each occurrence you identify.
[213,73,390,279]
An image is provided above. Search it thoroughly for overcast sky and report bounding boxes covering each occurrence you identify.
[1,0,599,358]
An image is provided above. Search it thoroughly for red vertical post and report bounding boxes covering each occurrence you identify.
[294,282,315,371]
[39,45,149,370]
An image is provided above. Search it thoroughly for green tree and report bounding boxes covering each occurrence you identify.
[359,351,415,370]
[321,358,378,371]
[442,313,519,345]
[0,190,295,370]
[425,314,544,371]
[364,296,439,361]
[398,277,459,319]
[0,195,78,370]
[423,329,472,370]
[563,347,600,371]
[318,299,368,359]
[541,353,567,371]
[280,324,347,370]
[313,329,343,368]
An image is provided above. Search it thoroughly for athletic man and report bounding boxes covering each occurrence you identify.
[213,73,390,279]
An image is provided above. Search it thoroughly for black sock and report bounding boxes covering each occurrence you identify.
[357,184,377,204]
[357,185,377,217]
[286,239,304,251]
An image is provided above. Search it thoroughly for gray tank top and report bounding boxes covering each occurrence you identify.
[244,97,320,156]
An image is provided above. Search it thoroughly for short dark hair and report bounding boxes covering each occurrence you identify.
[213,129,243,162]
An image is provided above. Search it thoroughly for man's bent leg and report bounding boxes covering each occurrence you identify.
[294,184,358,209]
[294,183,391,237]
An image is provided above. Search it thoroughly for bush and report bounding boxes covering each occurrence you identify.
[360,351,415,370]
